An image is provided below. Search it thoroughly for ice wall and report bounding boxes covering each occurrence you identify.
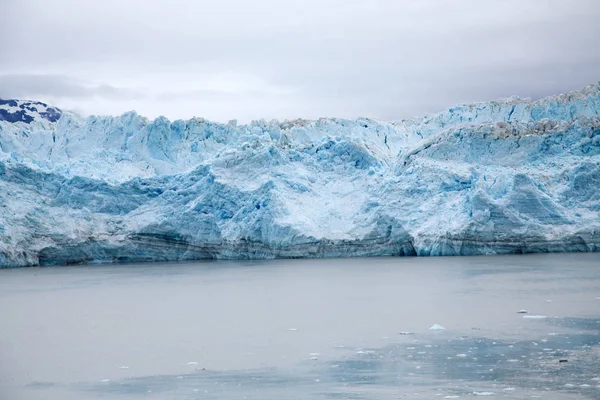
[1,83,599,266]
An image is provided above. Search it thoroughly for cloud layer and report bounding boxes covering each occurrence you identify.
[1,0,599,122]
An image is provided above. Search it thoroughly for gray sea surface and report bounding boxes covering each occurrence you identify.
[1,253,599,399]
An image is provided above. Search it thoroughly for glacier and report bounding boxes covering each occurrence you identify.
[1,85,600,267]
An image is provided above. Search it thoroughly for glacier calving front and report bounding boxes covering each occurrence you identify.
[1,86,599,267]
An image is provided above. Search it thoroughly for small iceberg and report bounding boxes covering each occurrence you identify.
[523,315,547,319]
[429,324,445,331]
[517,309,528,314]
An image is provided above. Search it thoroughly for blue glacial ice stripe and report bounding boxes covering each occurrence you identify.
[0,83,599,267]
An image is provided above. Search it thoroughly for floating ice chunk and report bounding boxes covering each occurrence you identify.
[100,379,110,383]
[186,361,198,365]
[288,328,298,331]
[444,396,460,399]
[523,315,547,319]
[429,324,445,330]
[517,310,528,314]
[456,354,467,358]
[398,331,415,335]
[310,357,318,360]
[503,388,515,391]
[118,366,129,369]
[473,391,495,396]
[581,384,591,388]
[309,353,320,356]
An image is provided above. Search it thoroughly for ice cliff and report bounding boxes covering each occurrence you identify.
[1,85,600,267]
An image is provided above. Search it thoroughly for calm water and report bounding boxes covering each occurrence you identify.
[1,254,599,400]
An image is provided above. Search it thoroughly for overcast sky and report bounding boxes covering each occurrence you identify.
[1,0,599,122]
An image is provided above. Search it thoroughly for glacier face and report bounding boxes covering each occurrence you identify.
[1,84,600,267]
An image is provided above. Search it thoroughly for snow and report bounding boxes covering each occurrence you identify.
[1,83,600,266]
[0,99,61,125]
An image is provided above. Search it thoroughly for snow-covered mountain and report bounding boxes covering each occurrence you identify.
[0,99,61,124]
[1,84,599,267]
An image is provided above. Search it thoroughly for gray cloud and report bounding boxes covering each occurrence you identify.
[1,0,599,122]
[0,74,144,100]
